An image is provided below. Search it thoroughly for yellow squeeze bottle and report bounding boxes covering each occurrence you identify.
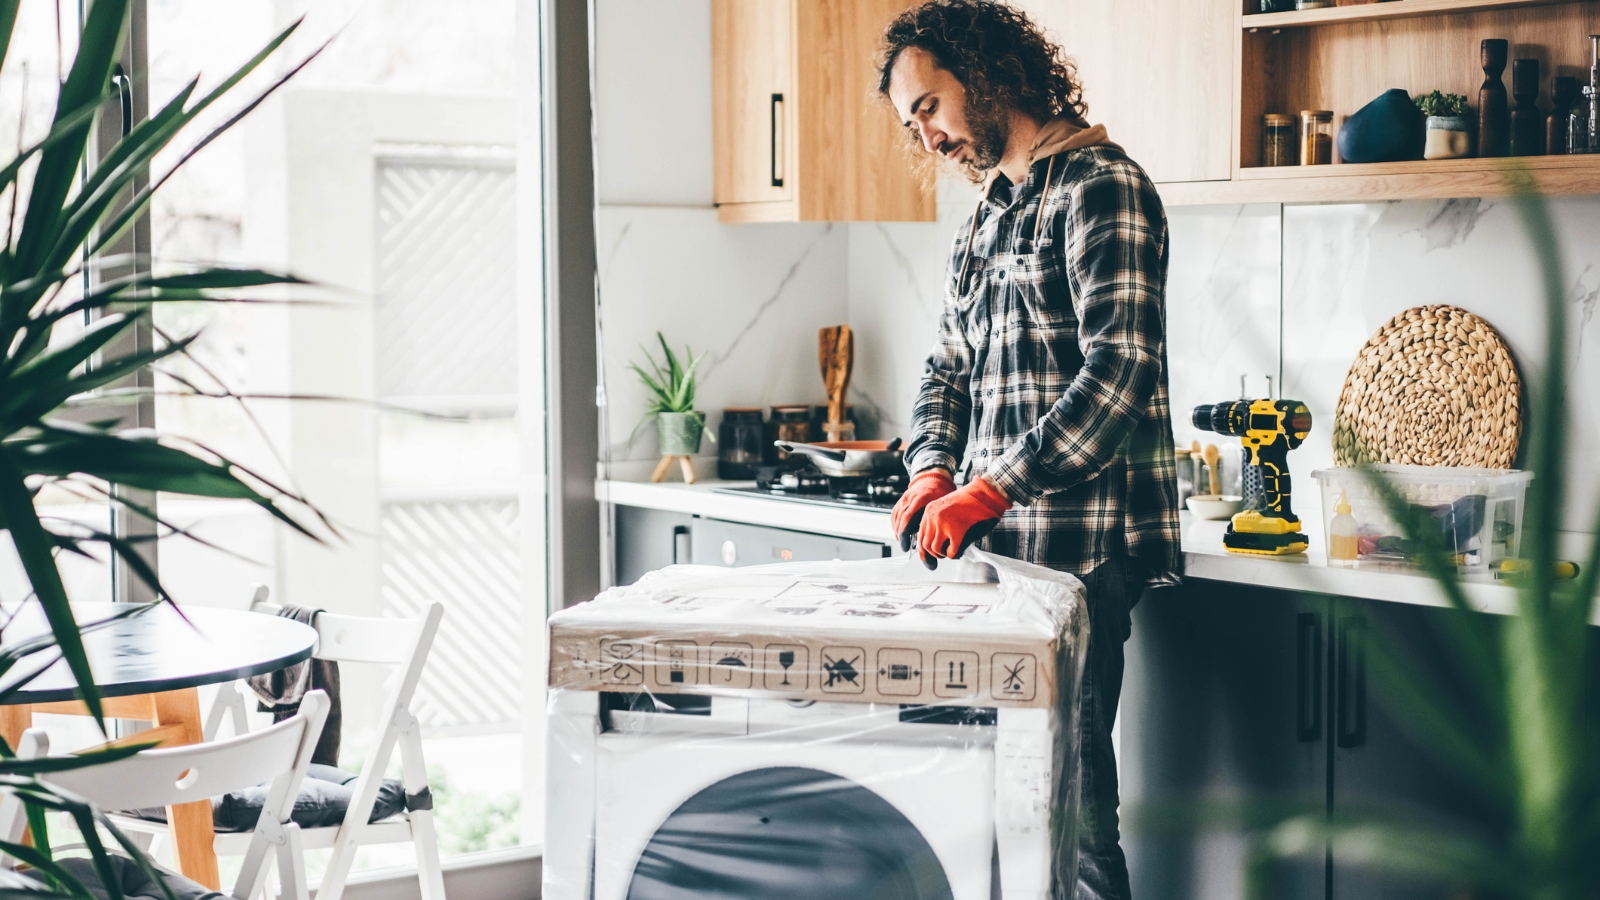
[1328,490,1358,565]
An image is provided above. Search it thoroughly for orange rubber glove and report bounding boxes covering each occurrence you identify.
[917,475,1012,568]
[891,469,957,552]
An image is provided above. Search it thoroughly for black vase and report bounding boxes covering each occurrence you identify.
[1337,88,1426,163]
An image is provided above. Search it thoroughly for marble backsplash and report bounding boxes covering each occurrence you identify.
[597,189,1600,541]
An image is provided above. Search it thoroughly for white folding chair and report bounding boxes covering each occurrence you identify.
[202,585,272,743]
[175,594,447,900]
[5,691,330,900]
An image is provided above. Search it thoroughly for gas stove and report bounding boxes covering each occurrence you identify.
[713,466,906,511]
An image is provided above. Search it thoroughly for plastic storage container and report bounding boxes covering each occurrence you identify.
[1310,465,1533,572]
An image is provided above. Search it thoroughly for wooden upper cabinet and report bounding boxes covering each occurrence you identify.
[712,0,935,223]
[1017,0,1235,184]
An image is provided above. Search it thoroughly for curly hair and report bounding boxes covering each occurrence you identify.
[876,0,1087,126]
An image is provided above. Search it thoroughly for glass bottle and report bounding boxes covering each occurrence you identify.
[1328,490,1359,565]
[1262,114,1297,166]
[1300,110,1333,165]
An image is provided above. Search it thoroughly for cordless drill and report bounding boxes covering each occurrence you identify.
[1191,399,1314,555]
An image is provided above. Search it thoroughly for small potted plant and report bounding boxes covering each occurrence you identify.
[1416,91,1473,159]
[631,333,712,481]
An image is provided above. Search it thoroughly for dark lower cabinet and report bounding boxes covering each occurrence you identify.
[1122,583,1327,900]
[1328,597,1507,900]
[1123,582,1513,900]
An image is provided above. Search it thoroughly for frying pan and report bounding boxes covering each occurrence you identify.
[772,438,903,477]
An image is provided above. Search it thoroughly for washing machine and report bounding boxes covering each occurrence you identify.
[544,554,1088,900]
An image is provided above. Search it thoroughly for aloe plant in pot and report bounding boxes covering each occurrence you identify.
[630,333,711,482]
[0,0,328,894]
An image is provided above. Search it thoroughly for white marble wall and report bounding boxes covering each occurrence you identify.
[596,206,848,467]
[1272,195,1600,539]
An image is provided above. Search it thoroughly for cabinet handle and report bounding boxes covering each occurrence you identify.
[1336,615,1367,748]
[672,525,690,565]
[1296,612,1322,742]
[770,93,785,188]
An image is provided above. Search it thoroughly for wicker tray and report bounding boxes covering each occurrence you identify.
[1333,305,1521,468]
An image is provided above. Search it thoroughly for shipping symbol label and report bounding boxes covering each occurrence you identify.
[875,648,923,696]
[763,643,808,692]
[653,640,701,687]
[933,650,980,699]
[598,640,645,686]
[991,652,1037,701]
[709,641,754,689]
[820,646,866,694]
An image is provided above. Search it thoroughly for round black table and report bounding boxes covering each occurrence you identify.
[0,602,317,890]
[0,602,317,703]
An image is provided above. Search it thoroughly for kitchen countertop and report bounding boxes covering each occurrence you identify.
[599,478,1581,623]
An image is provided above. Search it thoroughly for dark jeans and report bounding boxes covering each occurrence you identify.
[1074,557,1139,900]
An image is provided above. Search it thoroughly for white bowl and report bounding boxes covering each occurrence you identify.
[1187,494,1243,520]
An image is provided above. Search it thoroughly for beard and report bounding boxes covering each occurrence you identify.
[904,100,1010,188]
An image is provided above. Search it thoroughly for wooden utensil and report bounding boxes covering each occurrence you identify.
[819,325,854,441]
[1203,443,1221,495]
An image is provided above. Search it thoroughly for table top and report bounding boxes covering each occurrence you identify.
[0,603,317,704]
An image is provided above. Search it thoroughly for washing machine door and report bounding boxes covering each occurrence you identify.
[627,765,954,900]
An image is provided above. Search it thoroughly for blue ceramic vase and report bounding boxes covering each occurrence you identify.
[1337,88,1426,163]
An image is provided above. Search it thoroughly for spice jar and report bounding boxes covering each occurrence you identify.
[1262,114,1297,166]
[1300,110,1334,165]
[769,405,811,460]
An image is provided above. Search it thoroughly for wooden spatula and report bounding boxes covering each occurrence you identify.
[819,325,854,440]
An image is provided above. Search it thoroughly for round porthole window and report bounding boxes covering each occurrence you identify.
[626,766,953,900]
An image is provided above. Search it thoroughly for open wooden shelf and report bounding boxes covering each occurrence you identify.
[1243,0,1583,30]
[1159,153,1600,204]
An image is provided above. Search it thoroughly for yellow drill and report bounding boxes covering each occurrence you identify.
[1191,399,1314,555]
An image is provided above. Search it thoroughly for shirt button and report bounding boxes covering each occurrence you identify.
[981,449,989,457]
[995,270,1006,281]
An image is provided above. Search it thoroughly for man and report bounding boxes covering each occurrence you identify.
[879,3,1181,899]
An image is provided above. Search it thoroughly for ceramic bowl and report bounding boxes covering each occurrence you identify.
[1187,494,1243,520]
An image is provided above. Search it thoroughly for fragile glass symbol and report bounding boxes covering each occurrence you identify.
[778,650,796,685]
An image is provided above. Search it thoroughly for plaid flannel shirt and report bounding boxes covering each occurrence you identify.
[904,144,1182,585]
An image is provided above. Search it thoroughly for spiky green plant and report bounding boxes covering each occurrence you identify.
[630,332,706,416]
[0,0,326,896]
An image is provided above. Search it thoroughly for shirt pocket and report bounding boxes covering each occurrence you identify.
[1008,244,1075,340]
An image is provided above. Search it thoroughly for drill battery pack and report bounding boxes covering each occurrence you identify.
[1223,509,1309,555]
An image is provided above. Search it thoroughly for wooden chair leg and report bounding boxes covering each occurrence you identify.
[151,690,220,890]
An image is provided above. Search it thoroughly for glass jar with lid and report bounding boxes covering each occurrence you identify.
[718,408,767,479]
[769,405,811,460]
[1262,114,1297,166]
[1300,110,1334,165]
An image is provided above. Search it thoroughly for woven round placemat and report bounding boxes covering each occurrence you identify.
[1333,305,1521,468]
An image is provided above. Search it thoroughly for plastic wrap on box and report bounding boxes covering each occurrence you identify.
[543,550,1090,900]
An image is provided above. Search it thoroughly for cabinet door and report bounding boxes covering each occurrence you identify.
[1016,0,1234,183]
[711,0,794,205]
[1328,598,1509,900]
[1122,583,1327,900]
